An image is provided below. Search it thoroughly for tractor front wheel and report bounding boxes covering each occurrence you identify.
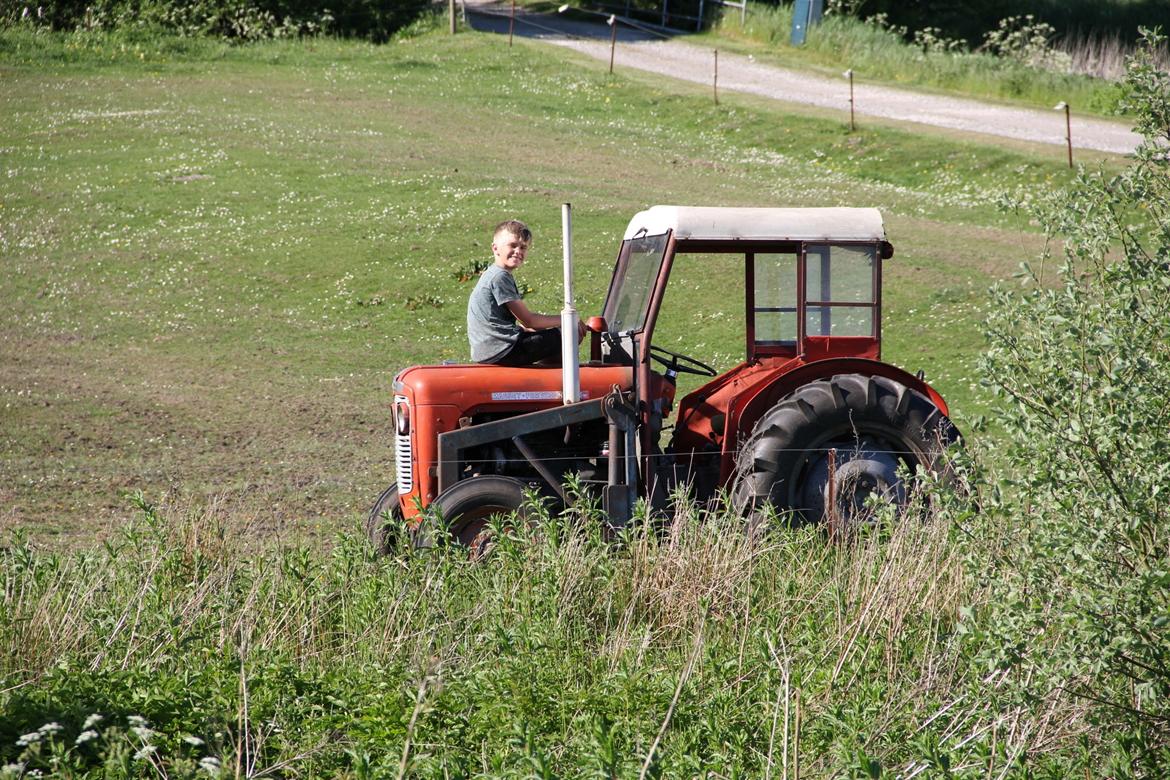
[419,475,533,551]
[366,485,404,556]
[732,374,958,529]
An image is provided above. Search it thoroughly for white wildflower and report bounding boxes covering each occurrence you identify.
[133,745,158,761]
[74,730,99,746]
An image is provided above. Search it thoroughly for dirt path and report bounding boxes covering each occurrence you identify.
[465,2,1140,155]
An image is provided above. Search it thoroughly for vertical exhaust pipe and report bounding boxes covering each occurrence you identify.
[561,202,581,404]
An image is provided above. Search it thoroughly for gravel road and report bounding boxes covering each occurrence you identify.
[465,1,1140,156]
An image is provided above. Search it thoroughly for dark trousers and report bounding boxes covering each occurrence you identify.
[491,328,563,366]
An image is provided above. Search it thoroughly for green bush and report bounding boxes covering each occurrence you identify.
[0,0,431,41]
[839,0,1170,46]
[972,29,1170,775]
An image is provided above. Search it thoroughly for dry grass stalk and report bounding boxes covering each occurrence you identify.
[1059,33,1170,80]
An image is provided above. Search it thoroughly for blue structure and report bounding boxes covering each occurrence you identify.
[790,0,824,45]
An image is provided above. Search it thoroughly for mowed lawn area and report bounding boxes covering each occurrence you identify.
[0,25,1113,543]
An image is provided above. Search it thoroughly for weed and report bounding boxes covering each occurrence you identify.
[404,294,444,311]
[452,257,491,283]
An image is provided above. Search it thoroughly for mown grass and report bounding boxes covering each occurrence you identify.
[0,21,1112,543]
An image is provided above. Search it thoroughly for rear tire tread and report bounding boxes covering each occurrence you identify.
[732,373,958,524]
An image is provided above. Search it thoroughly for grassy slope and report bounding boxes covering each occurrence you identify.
[0,24,1109,543]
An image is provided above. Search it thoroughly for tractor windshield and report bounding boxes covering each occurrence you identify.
[603,232,670,334]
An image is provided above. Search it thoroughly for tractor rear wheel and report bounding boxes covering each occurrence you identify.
[732,374,958,529]
[366,485,404,556]
[418,475,532,551]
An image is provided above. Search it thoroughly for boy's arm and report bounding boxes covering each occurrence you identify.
[505,299,560,331]
[505,300,589,339]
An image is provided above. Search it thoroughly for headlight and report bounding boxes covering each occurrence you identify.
[393,395,410,436]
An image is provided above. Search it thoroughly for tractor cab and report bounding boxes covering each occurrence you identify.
[597,206,887,368]
[589,207,943,499]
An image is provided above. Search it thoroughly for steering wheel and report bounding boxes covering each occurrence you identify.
[649,344,717,377]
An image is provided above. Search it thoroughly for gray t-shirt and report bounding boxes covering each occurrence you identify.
[467,263,522,362]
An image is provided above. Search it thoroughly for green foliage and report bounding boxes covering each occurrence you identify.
[0,0,431,41]
[838,0,1170,47]
[973,30,1170,774]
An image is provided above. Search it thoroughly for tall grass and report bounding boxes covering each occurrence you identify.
[1060,30,1170,81]
[1,487,1026,778]
[713,3,1128,115]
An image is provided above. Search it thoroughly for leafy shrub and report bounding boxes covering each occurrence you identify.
[0,0,430,41]
[839,0,1170,48]
[972,29,1170,775]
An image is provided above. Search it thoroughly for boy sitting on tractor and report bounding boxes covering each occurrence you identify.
[466,219,585,366]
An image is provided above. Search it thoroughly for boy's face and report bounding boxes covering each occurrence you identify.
[491,229,529,272]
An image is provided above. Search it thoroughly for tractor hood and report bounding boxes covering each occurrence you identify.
[394,363,635,414]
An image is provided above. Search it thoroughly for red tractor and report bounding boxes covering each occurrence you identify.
[369,206,957,551]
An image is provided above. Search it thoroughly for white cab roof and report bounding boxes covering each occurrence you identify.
[622,206,885,242]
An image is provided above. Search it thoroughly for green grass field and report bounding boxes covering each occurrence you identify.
[1,20,1159,778]
[0,22,1116,544]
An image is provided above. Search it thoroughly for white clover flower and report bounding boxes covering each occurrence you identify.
[37,723,63,735]
[199,756,222,776]
[133,745,158,761]
[183,735,205,747]
[15,732,41,747]
[82,714,104,730]
[74,730,99,746]
[126,715,148,729]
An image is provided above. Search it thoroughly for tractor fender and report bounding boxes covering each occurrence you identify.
[719,358,949,482]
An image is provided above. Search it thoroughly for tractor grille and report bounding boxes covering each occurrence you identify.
[393,394,413,494]
[395,432,412,494]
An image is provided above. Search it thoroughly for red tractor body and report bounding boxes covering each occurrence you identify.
[372,206,957,548]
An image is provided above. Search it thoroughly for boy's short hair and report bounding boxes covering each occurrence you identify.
[493,219,532,244]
